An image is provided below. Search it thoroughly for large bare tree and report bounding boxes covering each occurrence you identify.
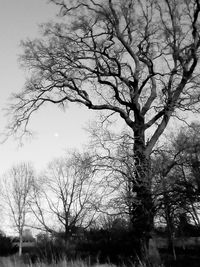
[6,0,200,254]
[1,163,35,256]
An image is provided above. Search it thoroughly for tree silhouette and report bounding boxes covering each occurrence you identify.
[6,0,200,256]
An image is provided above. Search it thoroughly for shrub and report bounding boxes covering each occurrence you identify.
[0,232,18,256]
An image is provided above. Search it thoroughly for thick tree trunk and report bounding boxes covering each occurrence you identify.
[130,126,156,263]
[131,154,153,253]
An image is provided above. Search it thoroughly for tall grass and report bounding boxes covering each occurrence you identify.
[0,257,90,267]
[0,256,165,267]
[0,257,121,267]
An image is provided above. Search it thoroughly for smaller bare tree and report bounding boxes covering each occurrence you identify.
[31,152,102,243]
[88,124,141,222]
[1,163,35,256]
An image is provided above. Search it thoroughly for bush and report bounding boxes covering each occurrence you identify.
[76,228,138,265]
[33,228,139,265]
[0,233,18,256]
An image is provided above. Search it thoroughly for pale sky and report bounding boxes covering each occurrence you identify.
[0,0,94,176]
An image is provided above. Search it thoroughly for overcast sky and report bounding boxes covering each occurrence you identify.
[0,0,94,176]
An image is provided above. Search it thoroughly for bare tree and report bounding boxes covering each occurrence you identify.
[152,124,200,257]
[1,163,35,256]
[87,125,137,219]
[30,152,102,243]
[6,0,200,254]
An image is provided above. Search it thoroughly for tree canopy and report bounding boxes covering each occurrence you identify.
[6,0,200,157]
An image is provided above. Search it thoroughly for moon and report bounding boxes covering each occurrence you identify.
[54,132,59,138]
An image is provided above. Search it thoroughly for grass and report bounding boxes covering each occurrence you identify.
[0,257,119,267]
[0,256,165,267]
[1,257,83,267]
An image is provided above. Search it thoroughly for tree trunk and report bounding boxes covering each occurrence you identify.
[64,223,71,249]
[131,155,154,256]
[165,204,176,260]
[162,179,176,259]
[19,230,23,257]
[130,126,156,263]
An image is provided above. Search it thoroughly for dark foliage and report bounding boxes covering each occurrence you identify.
[29,227,139,265]
[76,228,138,265]
[0,233,18,256]
[34,235,66,263]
